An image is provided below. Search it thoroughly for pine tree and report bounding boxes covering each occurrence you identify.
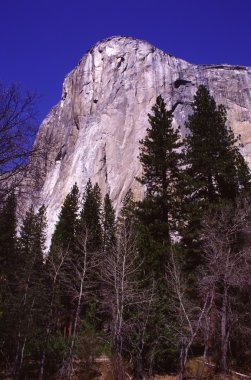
[11,205,47,376]
[18,204,47,312]
[102,193,116,254]
[72,180,103,330]
[182,87,251,369]
[135,98,182,372]
[182,85,251,273]
[80,179,102,252]
[0,193,18,368]
[50,183,79,253]
[184,85,251,205]
[0,193,17,283]
[137,95,183,244]
[19,206,44,267]
[35,205,47,258]
[137,95,183,276]
[18,205,47,310]
[120,189,137,225]
[48,185,80,345]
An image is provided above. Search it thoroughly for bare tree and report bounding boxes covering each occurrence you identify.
[199,200,251,373]
[0,82,38,203]
[127,279,156,379]
[59,230,98,379]
[101,219,151,379]
[39,247,69,380]
[167,248,213,380]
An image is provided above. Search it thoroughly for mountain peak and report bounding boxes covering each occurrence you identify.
[92,35,154,49]
[25,37,251,247]
[85,35,177,62]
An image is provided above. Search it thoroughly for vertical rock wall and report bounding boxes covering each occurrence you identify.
[25,36,251,244]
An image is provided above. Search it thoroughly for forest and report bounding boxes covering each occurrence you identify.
[0,84,251,379]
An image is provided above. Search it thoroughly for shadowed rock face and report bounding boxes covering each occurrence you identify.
[26,36,251,244]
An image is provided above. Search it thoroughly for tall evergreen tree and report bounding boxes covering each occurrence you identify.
[134,97,182,372]
[48,184,80,344]
[184,85,251,205]
[11,205,47,377]
[18,205,47,313]
[182,85,251,272]
[35,204,47,258]
[19,206,44,268]
[102,193,116,254]
[137,95,183,275]
[0,193,18,368]
[80,179,102,252]
[137,95,183,244]
[50,183,79,253]
[74,180,103,329]
[120,189,137,226]
[0,193,17,282]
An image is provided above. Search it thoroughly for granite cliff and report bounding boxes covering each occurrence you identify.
[25,36,251,243]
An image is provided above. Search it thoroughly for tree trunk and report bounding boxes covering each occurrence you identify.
[220,283,228,372]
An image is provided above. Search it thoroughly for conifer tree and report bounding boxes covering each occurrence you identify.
[118,191,179,375]
[50,183,79,253]
[48,184,80,344]
[120,189,137,226]
[102,193,116,254]
[137,95,183,244]
[74,180,103,329]
[18,204,47,310]
[135,96,184,372]
[80,179,102,252]
[0,193,17,283]
[12,205,47,377]
[19,206,44,267]
[137,95,183,276]
[35,204,47,257]
[0,193,18,368]
[182,85,251,271]
[185,85,251,205]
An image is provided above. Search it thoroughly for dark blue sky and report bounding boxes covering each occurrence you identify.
[1,0,251,124]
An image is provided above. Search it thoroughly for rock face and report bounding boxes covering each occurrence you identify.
[27,36,251,244]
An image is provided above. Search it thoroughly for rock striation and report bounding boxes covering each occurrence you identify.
[26,36,251,244]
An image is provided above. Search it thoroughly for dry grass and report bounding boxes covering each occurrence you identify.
[185,357,251,380]
[92,355,251,380]
[94,355,112,380]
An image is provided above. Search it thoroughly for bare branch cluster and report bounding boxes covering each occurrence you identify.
[0,82,38,202]
[199,200,251,372]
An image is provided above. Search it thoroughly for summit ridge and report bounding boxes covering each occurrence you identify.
[24,36,251,244]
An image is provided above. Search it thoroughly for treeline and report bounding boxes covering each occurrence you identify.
[1,85,251,379]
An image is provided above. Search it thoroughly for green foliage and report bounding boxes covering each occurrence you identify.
[16,205,48,350]
[137,95,184,244]
[184,85,251,206]
[130,97,185,374]
[50,183,79,253]
[48,184,80,338]
[103,193,116,253]
[138,96,182,198]
[18,205,46,270]
[46,334,71,372]
[136,96,184,281]
[0,193,17,282]
[119,189,137,227]
[1,87,251,377]
[0,194,18,366]
[0,203,48,373]
[80,179,103,251]
[182,85,251,273]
